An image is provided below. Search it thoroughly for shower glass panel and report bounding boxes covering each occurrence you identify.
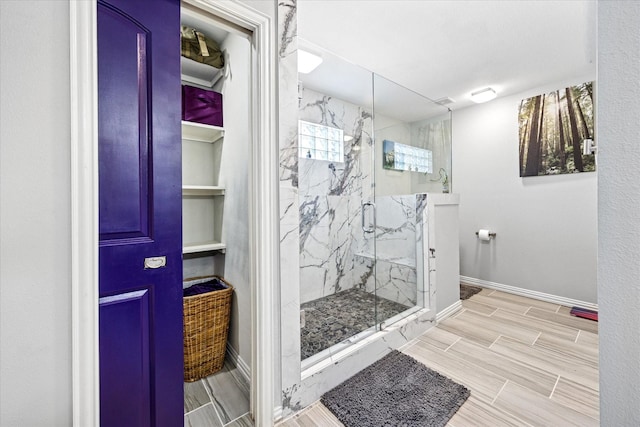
[297,41,377,364]
[372,74,452,327]
[296,42,452,364]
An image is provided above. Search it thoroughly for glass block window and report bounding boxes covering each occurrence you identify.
[298,120,344,162]
[382,139,433,173]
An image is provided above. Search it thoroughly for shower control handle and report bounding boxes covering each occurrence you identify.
[362,201,376,233]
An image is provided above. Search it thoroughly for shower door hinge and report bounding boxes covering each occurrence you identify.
[300,309,305,328]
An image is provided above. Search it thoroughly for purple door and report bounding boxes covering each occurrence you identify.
[98,0,183,425]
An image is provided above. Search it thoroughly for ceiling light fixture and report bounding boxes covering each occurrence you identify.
[298,49,323,74]
[434,97,455,106]
[470,87,497,103]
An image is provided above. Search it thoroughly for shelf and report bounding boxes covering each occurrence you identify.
[181,56,224,88]
[354,252,416,268]
[182,120,224,143]
[182,185,225,196]
[183,241,226,254]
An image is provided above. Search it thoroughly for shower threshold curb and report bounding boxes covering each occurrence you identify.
[300,306,434,382]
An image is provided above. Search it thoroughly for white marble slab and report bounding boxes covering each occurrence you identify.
[297,87,374,304]
[278,1,304,411]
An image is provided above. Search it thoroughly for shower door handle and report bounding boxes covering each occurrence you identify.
[362,201,376,233]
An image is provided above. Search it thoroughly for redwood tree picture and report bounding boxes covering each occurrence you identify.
[518,81,595,177]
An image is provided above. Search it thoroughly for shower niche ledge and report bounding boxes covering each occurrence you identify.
[354,253,415,268]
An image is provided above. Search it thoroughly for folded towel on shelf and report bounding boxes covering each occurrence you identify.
[183,277,228,297]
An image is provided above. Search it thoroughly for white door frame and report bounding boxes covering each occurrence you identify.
[69,1,278,425]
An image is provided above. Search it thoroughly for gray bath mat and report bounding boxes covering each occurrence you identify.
[460,283,482,300]
[321,350,470,427]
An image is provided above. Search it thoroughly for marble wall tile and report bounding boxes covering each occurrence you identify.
[355,195,417,265]
[299,195,356,303]
[297,87,375,304]
[351,195,374,265]
[351,253,375,290]
[278,1,303,414]
[280,147,299,187]
[298,158,332,196]
[375,195,417,260]
[415,193,429,309]
[359,144,374,202]
[299,195,330,303]
[278,0,296,59]
[323,196,353,294]
[373,259,417,307]
[358,194,431,310]
[278,0,299,189]
[280,187,300,284]
[279,186,301,395]
[327,195,427,324]
[298,87,373,198]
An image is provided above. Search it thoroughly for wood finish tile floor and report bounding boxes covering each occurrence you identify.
[277,289,599,426]
[184,361,253,427]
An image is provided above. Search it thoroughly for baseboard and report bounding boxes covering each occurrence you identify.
[460,276,598,311]
[436,300,463,322]
[226,343,251,385]
[273,406,284,422]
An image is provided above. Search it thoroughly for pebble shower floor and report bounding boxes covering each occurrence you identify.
[300,288,410,360]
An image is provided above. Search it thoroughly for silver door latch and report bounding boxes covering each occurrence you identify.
[144,256,167,269]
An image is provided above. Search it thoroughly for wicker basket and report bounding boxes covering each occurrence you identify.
[183,276,234,382]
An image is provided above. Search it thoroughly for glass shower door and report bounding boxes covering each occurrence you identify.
[297,41,379,363]
[371,74,452,327]
[296,42,452,364]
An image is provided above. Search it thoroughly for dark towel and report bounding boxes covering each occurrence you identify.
[183,278,227,297]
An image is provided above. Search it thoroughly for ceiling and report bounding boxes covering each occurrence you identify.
[298,0,596,111]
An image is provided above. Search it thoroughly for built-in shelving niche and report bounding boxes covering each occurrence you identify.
[182,120,226,254]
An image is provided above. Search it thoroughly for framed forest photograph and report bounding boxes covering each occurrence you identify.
[518,81,595,177]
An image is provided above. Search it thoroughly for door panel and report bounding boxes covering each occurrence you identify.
[98,5,150,239]
[99,290,151,426]
[98,0,182,426]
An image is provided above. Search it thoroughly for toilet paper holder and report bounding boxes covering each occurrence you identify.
[475,231,496,238]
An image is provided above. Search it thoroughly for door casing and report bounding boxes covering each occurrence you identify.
[70,1,279,425]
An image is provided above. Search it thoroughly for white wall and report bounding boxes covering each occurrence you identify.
[433,203,461,314]
[239,0,275,18]
[453,76,597,304]
[598,2,640,425]
[0,1,72,425]
[216,32,253,369]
